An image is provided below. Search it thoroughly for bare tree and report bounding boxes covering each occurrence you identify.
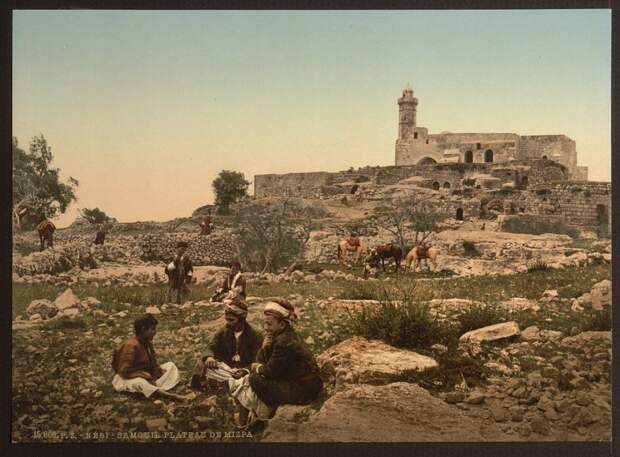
[234,199,325,273]
[372,195,446,252]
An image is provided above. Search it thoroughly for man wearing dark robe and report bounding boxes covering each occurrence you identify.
[190,299,263,395]
[248,299,322,411]
[165,241,193,304]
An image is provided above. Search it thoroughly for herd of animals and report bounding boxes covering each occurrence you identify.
[337,234,438,277]
[34,217,437,278]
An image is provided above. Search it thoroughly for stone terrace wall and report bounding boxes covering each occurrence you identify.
[525,182,611,233]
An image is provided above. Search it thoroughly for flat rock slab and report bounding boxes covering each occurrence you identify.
[459,321,521,343]
[262,383,513,442]
[317,337,437,392]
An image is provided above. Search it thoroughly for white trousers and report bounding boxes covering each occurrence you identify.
[112,361,179,398]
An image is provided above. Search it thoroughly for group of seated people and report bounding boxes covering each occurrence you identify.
[111,279,322,428]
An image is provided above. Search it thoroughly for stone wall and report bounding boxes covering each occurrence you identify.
[518,135,577,175]
[525,182,611,234]
[254,172,331,198]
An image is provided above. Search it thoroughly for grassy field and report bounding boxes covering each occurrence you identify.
[11,261,612,442]
[12,263,611,320]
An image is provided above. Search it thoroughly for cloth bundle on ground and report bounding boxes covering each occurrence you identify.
[112,361,180,398]
[204,362,275,422]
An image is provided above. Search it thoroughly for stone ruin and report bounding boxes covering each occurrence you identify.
[253,85,610,235]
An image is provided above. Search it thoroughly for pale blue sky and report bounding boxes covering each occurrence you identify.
[13,10,611,225]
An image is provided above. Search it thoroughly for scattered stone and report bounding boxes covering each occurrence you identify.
[521,326,540,342]
[529,416,550,435]
[466,392,485,405]
[54,288,81,311]
[145,306,161,315]
[459,321,520,344]
[444,392,466,404]
[145,418,167,431]
[26,299,58,319]
[489,405,509,422]
[590,279,611,310]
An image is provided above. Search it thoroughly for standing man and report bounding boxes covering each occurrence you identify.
[165,241,194,304]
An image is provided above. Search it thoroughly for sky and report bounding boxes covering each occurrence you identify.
[12,10,611,227]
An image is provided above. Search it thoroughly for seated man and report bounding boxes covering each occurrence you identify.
[211,260,246,302]
[243,299,322,421]
[112,314,190,401]
[165,241,194,304]
[190,299,263,391]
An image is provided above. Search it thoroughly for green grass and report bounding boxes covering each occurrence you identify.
[13,240,40,257]
[13,263,610,320]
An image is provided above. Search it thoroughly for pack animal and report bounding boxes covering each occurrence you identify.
[337,237,368,265]
[405,244,438,272]
[36,219,56,251]
[371,243,403,273]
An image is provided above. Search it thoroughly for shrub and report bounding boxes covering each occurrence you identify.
[462,241,481,258]
[354,175,370,183]
[456,303,512,335]
[345,286,455,350]
[527,260,549,272]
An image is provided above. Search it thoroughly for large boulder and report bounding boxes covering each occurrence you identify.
[26,299,58,319]
[459,321,521,344]
[590,280,612,310]
[54,288,81,311]
[262,383,512,442]
[316,337,438,395]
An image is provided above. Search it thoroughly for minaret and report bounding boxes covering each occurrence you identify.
[398,83,418,139]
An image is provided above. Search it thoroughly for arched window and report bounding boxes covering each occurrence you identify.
[414,132,418,139]
[484,149,493,163]
[443,182,451,189]
[464,150,473,163]
[432,181,440,190]
[521,176,529,189]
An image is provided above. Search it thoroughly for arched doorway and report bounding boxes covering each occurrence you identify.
[484,149,493,163]
[443,182,451,189]
[464,150,473,163]
[432,181,440,191]
[418,157,437,166]
[596,204,609,237]
[456,208,464,220]
[521,176,529,189]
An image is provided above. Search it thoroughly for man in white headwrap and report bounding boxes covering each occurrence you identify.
[190,298,262,391]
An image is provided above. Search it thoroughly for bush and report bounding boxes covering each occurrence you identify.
[456,304,512,335]
[501,218,579,239]
[462,241,481,258]
[354,175,370,183]
[527,260,549,272]
[345,286,455,350]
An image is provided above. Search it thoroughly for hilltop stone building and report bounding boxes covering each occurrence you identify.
[394,84,588,181]
[253,85,609,235]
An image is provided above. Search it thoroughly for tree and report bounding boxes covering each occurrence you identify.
[12,135,79,231]
[212,170,250,215]
[372,195,447,252]
[234,199,325,273]
[79,207,116,225]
